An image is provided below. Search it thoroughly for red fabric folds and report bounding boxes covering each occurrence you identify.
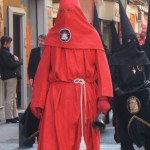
[30,46,113,149]
[30,0,113,149]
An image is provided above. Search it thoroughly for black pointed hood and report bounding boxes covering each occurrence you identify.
[93,4,110,56]
[109,41,150,65]
[119,0,136,43]
[143,1,150,58]
[109,0,150,65]
[110,21,121,53]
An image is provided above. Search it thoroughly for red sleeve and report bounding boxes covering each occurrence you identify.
[95,49,113,98]
[30,46,51,112]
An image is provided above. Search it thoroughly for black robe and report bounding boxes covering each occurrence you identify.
[111,65,150,97]
[20,105,39,140]
[110,64,150,147]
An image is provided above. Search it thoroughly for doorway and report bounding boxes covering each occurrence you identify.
[8,7,27,109]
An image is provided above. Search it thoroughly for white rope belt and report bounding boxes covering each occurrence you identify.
[74,78,87,150]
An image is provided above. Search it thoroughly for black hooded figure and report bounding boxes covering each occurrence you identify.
[110,21,121,54]
[109,1,150,150]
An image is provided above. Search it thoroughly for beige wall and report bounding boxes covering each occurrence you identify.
[97,1,120,22]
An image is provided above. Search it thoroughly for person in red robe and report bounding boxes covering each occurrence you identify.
[30,0,113,149]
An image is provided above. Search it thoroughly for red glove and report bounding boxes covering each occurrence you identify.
[97,97,110,115]
[31,107,43,119]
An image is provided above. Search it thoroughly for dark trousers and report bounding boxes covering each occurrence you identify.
[121,139,134,150]
[23,137,35,147]
[120,123,135,150]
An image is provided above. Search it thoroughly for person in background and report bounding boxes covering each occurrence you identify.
[20,34,46,148]
[136,33,141,43]
[28,34,46,86]
[0,36,21,123]
[139,33,146,45]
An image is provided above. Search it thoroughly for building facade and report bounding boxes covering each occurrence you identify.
[0,0,54,120]
[96,0,148,48]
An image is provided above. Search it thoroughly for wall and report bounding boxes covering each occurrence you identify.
[126,4,138,33]
[3,0,21,33]
[45,0,53,32]
[37,0,53,35]
[97,1,120,22]
[0,0,4,120]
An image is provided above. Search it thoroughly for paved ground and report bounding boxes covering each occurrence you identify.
[101,125,144,150]
[0,121,144,150]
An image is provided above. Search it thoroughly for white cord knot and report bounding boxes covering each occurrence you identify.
[74,78,86,85]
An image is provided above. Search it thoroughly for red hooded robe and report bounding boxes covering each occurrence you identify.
[30,0,113,149]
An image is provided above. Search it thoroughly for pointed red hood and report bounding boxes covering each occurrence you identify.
[44,0,103,49]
